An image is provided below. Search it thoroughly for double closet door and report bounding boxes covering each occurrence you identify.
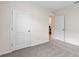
[10,8,32,51]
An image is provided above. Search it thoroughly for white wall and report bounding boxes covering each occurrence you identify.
[0,2,54,55]
[10,2,54,46]
[54,3,79,46]
[0,2,11,55]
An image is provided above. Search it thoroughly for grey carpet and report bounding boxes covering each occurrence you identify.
[1,39,79,57]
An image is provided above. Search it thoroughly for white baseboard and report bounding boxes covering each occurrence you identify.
[0,39,49,56]
[31,40,49,47]
[0,50,12,56]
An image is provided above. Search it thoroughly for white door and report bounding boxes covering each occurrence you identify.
[54,16,65,41]
[10,9,31,51]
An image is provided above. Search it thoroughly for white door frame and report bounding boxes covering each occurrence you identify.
[9,7,31,51]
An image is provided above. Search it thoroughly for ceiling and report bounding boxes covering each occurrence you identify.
[30,1,74,12]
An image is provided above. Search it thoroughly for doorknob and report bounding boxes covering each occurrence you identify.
[62,29,65,31]
[28,30,30,32]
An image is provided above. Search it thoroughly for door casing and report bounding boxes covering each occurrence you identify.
[10,8,31,51]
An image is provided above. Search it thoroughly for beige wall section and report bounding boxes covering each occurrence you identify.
[49,16,55,39]
[51,16,55,34]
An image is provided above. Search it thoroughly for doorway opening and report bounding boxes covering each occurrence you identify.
[48,16,55,42]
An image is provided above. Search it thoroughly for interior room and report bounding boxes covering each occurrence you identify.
[0,1,79,57]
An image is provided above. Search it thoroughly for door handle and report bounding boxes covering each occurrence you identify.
[62,29,65,31]
[28,30,30,32]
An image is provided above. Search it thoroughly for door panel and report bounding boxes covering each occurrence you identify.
[11,9,31,50]
[54,16,64,41]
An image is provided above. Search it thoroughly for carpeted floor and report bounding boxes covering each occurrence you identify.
[1,39,79,57]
